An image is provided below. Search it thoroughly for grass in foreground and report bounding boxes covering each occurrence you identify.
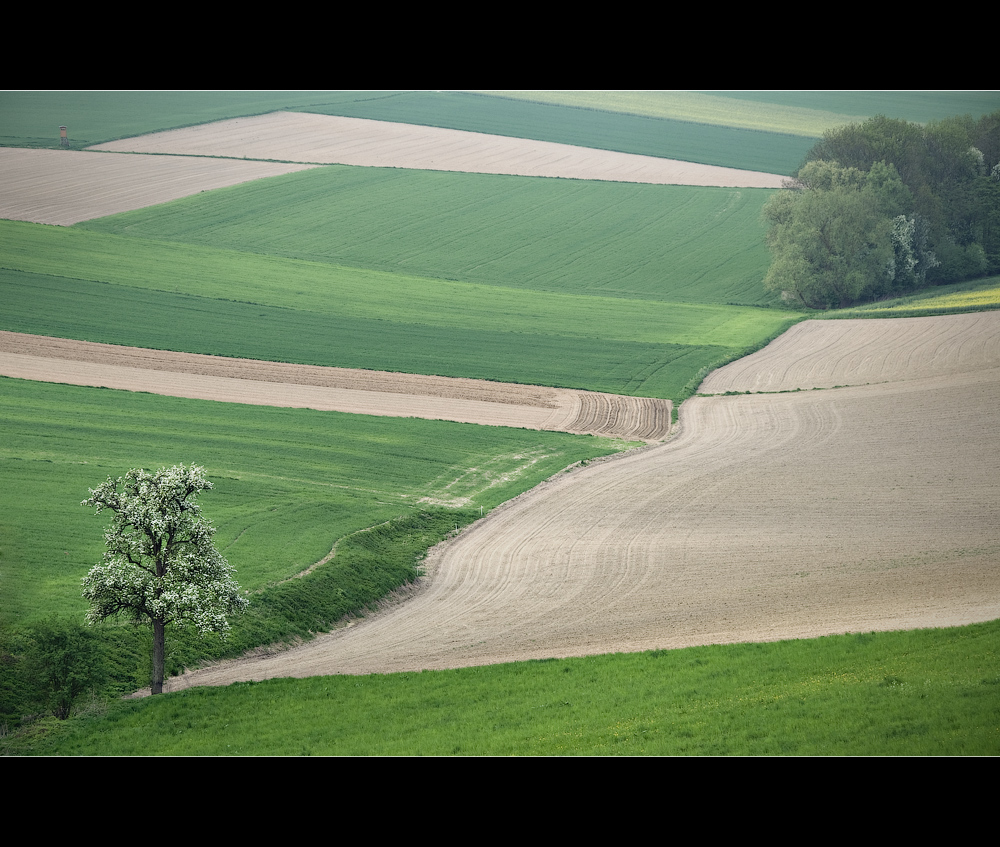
[11,621,998,756]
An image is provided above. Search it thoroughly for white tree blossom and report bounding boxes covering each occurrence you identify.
[82,464,248,693]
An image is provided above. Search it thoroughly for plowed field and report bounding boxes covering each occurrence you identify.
[0,332,671,441]
[161,312,1000,686]
[0,148,315,226]
[89,112,787,188]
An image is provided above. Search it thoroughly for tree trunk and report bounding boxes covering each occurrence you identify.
[151,618,165,695]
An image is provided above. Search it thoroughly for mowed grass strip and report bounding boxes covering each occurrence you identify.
[0,376,629,625]
[17,621,999,756]
[77,167,778,305]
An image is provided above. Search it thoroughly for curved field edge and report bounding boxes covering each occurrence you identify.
[153,311,997,683]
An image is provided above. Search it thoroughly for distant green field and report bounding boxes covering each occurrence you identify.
[7,91,994,175]
[0,90,370,148]
[310,91,814,175]
[701,90,1000,127]
[0,376,627,626]
[0,89,812,173]
[482,91,1000,134]
[78,167,777,303]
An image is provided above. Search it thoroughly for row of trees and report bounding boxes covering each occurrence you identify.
[762,112,1000,308]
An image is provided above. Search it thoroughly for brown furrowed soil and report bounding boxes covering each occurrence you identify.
[162,312,1000,686]
[0,332,671,440]
[0,148,316,225]
[699,312,1000,393]
[89,112,787,188]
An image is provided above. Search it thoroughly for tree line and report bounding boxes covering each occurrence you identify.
[762,111,1000,308]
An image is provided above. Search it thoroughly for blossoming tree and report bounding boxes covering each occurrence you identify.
[82,464,249,694]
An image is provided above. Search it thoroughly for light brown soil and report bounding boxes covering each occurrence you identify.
[699,312,1000,393]
[161,312,1000,687]
[0,332,671,441]
[0,148,316,226]
[89,112,788,188]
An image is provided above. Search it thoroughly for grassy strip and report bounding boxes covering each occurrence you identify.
[11,620,998,756]
[828,276,1000,318]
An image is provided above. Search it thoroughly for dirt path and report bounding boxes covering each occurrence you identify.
[161,312,1000,686]
[0,332,671,441]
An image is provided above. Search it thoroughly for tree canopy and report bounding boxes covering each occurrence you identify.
[762,111,1000,308]
[82,464,248,694]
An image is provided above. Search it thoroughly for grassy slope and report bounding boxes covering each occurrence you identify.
[0,376,626,626]
[77,167,776,303]
[16,621,999,756]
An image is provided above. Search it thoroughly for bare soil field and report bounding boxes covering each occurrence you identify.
[0,332,671,441]
[0,148,316,226]
[700,312,1000,393]
[89,112,788,188]
[163,312,1000,686]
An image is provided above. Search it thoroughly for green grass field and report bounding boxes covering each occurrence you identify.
[0,376,628,625]
[77,167,777,303]
[13,621,998,756]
